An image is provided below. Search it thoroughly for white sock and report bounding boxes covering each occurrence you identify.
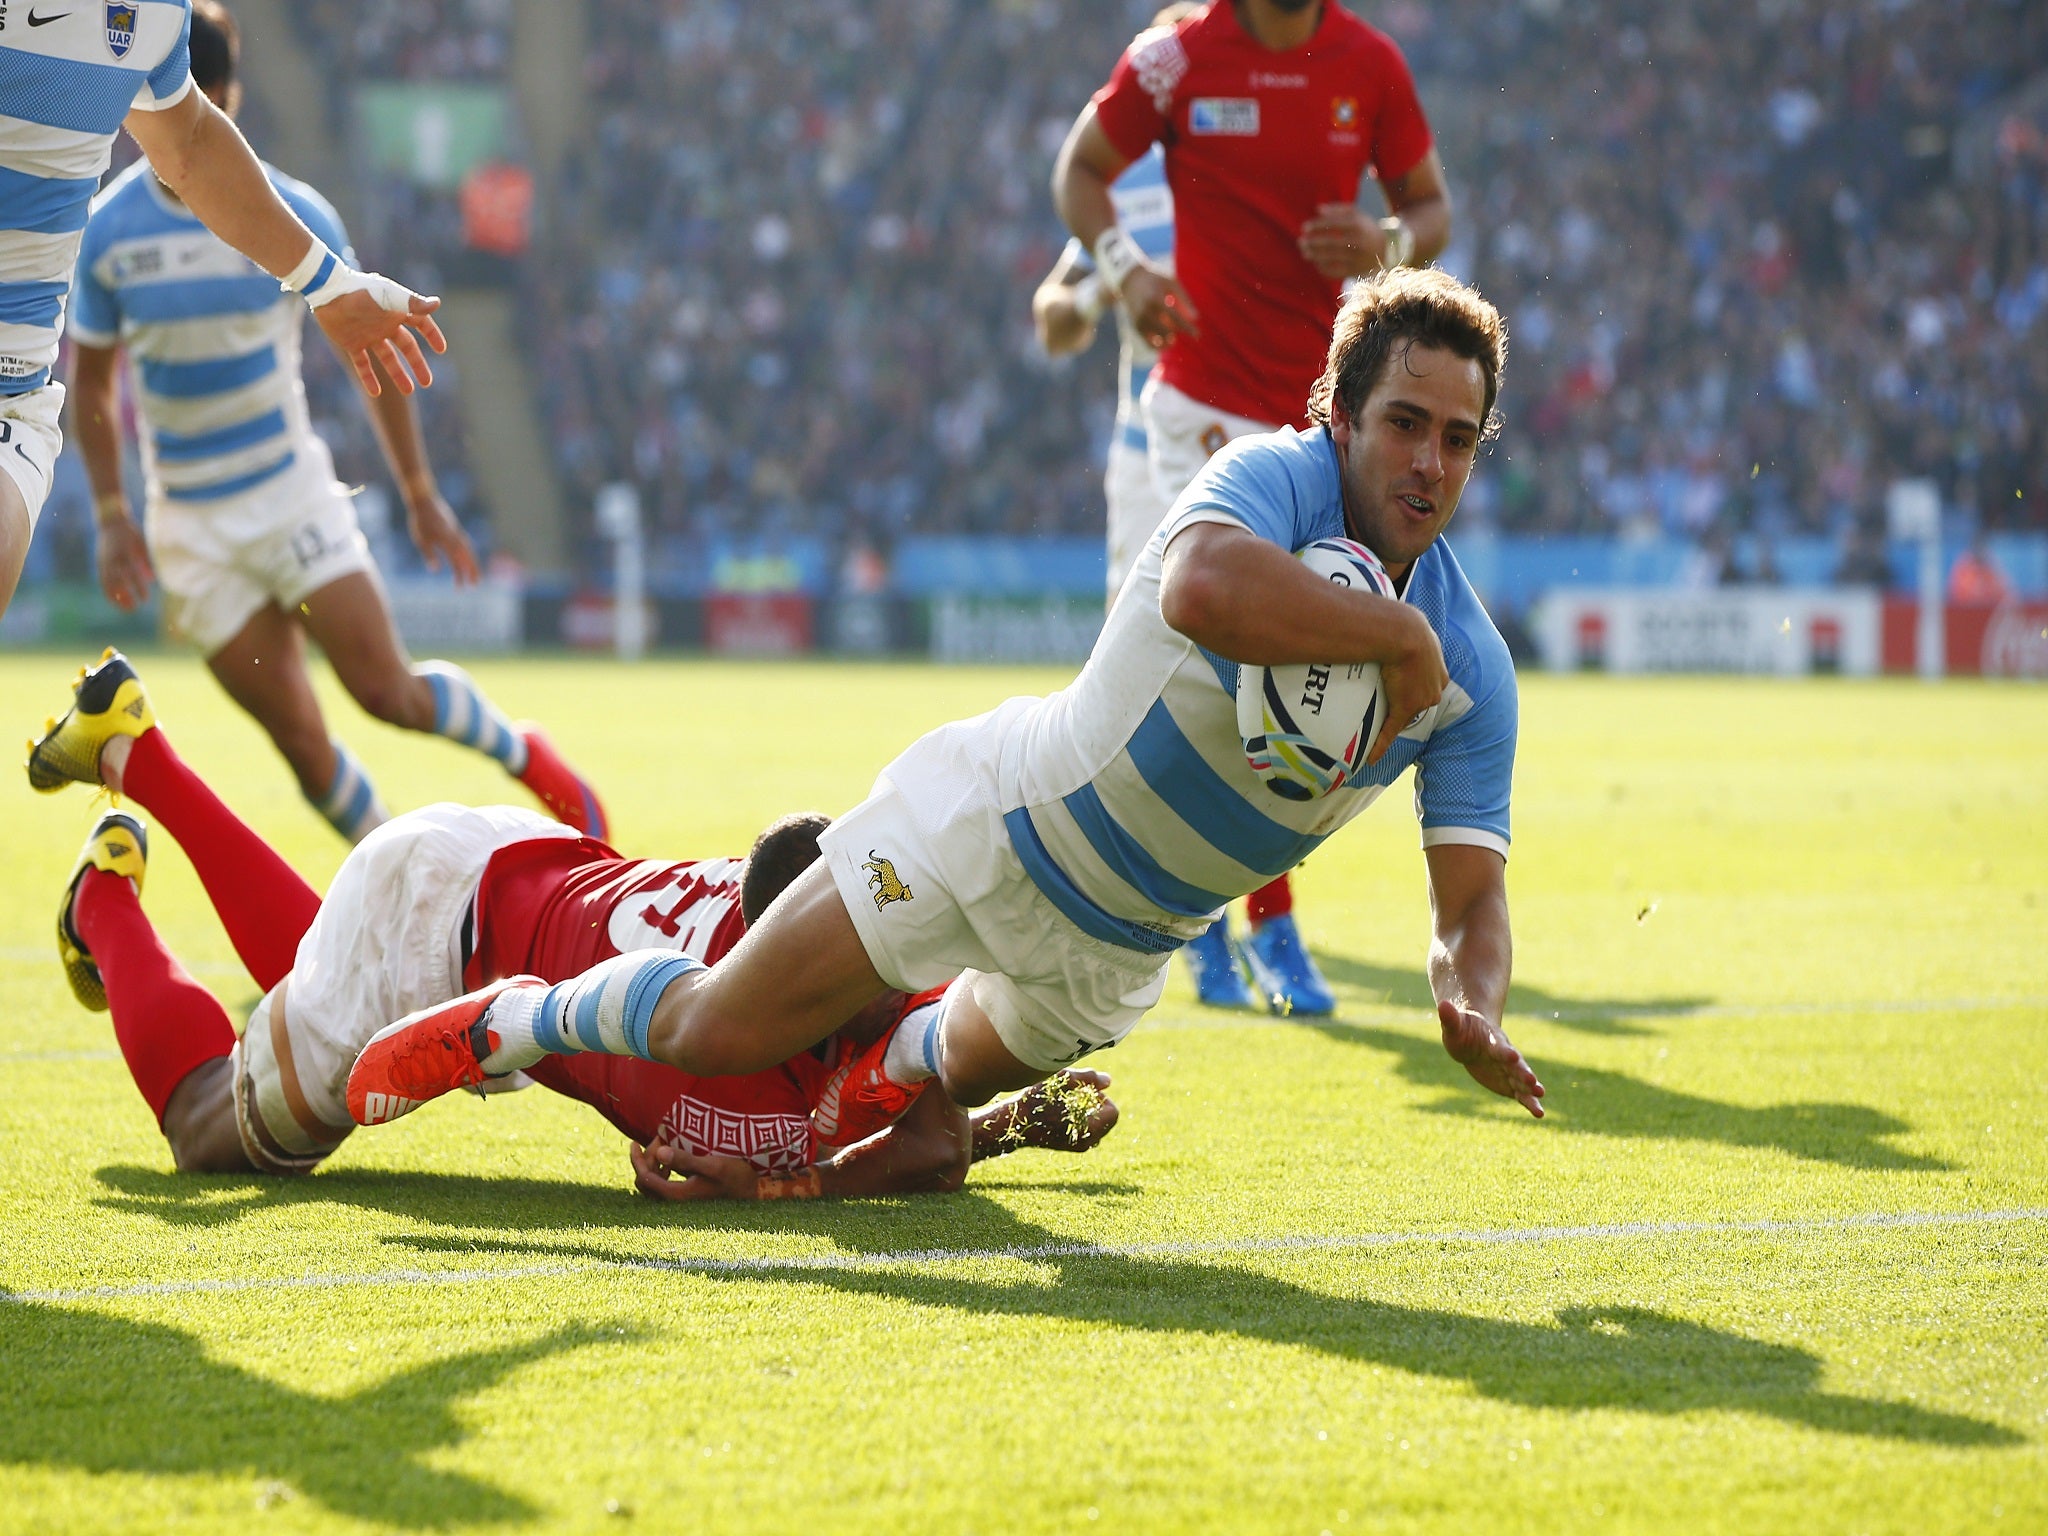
[476,986,548,1075]
[477,950,703,1075]
[881,995,947,1086]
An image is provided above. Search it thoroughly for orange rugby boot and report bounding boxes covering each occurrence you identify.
[513,725,608,839]
[347,975,546,1126]
[811,1017,930,1148]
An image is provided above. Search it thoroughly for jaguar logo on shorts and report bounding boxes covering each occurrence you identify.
[862,851,913,911]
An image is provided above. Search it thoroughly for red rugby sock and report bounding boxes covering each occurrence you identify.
[1246,874,1293,928]
[119,728,320,992]
[73,869,236,1127]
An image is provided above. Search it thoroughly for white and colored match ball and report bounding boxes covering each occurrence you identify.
[1237,537,1398,801]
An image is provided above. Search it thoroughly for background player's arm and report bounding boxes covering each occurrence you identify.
[1032,245,1107,359]
[1052,104,1199,347]
[1298,150,1454,281]
[122,88,445,396]
[1161,520,1448,760]
[66,341,155,611]
[1424,844,1543,1118]
[348,349,479,584]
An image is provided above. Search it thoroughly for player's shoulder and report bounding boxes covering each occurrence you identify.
[1185,426,1342,538]
[264,165,345,232]
[1119,8,1199,96]
[79,162,161,257]
[84,160,154,224]
[1324,2,1410,56]
[1410,539,1515,701]
[1212,424,1339,499]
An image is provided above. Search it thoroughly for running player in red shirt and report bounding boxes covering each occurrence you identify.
[1051,0,1453,1017]
[26,651,1116,1198]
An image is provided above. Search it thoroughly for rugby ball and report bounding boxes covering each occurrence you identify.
[1237,538,1398,801]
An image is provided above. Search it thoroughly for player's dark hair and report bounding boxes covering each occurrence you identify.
[189,0,239,98]
[1307,267,1508,441]
[740,812,832,926]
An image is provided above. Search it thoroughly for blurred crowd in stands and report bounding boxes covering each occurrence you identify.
[39,0,2048,594]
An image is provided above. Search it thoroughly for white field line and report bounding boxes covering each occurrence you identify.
[1152,994,2048,1029]
[5,1207,2043,1306]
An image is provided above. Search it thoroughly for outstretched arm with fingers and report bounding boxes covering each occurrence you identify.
[1424,843,1544,1118]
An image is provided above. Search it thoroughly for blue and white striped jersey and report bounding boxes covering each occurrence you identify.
[71,159,351,501]
[0,0,191,394]
[1064,145,1173,454]
[996,425,1517,954]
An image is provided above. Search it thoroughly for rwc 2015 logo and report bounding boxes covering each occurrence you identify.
[104,0,135,58]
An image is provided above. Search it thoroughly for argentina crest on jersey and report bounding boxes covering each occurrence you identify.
[104,0,138,58]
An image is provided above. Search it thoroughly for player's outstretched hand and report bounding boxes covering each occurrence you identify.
[631,1137,756,1201]
[1367,606,1448,764]
[314,282,447,397]
[94,510,155,612]
[406,490,480,586]
[1438,998,1545,1118]
[1119,264,1201,350]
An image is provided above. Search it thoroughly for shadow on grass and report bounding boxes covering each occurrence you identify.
[416,1198,2017,1449]
[1314,1022,1950,1172]
[0,1301,629,1526]
[1313,952,1709,1038]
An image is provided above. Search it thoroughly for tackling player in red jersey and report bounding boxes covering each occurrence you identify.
[1051,0,1452,1017]
[25,651,1116,1199]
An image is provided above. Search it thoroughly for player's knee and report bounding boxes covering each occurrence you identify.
[353,673,427,729]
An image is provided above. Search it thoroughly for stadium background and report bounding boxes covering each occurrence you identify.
[7,0,2047,679]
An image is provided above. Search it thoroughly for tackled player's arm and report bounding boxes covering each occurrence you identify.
[1424,843,1544,1118]
[1032,244,1107,359]
[123,88,445,395]
[1160,520,1448,759]
[631,1085,973,1203]
[67,341,155,611]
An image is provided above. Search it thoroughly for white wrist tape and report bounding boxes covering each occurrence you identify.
[1071,271,1109,324]
[1090,225,1144,293]
[1379,217,1416,270]
[281,240,412,313]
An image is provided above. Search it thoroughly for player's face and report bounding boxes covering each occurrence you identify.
[1329,344,1487,580]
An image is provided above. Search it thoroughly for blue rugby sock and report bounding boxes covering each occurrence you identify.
[312,740,387,843]
[418,661,529,774]
[477,950,705,1074]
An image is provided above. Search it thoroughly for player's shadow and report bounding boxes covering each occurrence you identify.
[405,1203,2016,1448]
[1317,1022,1949,1172]
[0,1299,628,1527]
[89,1164,1145,1237]
[1313,952,1709,1037]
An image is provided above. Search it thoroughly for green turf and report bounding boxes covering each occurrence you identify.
[2,652,2044,1535]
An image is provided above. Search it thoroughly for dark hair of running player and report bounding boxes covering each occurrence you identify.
[189,1,241,115]
[1307,267,1508,441]
[739,812,832,926]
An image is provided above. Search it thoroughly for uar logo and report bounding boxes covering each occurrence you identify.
[104,0,135,58]
[862,851,913,911]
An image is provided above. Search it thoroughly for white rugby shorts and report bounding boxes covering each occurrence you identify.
[819,698,1170,1074]
[233,802,577,1172]
[1141,376,1277,507]
[1105,431,1169,599]
[0,383,65,535]
[149,442,375,656]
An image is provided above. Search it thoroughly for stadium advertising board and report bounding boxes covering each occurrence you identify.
[1882,600,2048,677]
[930,595,1104,664]
[1536,589,1882,675]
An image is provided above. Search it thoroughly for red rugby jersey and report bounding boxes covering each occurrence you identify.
[472,839,822,1171]
[1092,2,1432,427]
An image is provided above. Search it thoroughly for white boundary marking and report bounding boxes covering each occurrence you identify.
[5,1207,2043,1305]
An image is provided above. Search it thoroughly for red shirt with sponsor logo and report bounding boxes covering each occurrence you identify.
[1092,2,1433,427]
[470,839,823,1172]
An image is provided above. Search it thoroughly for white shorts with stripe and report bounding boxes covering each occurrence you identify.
[233,802,578,1173]
[149,441,375,657]
[818,697,1170,1075]
[0,384,65,535]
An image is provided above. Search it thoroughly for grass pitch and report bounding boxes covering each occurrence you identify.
[2,651,2044,1535]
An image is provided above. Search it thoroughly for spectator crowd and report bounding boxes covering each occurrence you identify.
[34,0,2048,595]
